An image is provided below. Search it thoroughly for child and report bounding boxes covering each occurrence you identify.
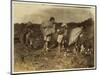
[57,23,67,54]
[41,17,56,52]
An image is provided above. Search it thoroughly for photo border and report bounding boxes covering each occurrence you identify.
[11,0,97,74]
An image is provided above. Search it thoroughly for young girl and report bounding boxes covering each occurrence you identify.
[57,23,67,54]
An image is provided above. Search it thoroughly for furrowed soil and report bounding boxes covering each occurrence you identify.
[14,43,94,72]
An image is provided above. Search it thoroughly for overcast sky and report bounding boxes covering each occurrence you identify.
[12,1,95,24]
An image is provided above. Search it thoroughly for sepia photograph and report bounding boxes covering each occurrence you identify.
[12,1,96,74]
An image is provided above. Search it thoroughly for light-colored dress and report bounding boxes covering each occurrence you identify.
[68,27,83,45]
[41,21,55,41]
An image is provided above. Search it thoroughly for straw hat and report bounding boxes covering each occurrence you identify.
[61,23,68,28]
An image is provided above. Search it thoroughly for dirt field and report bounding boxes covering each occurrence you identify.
[14,43,94,72]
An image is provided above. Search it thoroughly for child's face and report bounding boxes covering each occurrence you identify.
[50,19,55,24]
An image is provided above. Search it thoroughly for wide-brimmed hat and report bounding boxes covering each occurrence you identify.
[61,23,68,28]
